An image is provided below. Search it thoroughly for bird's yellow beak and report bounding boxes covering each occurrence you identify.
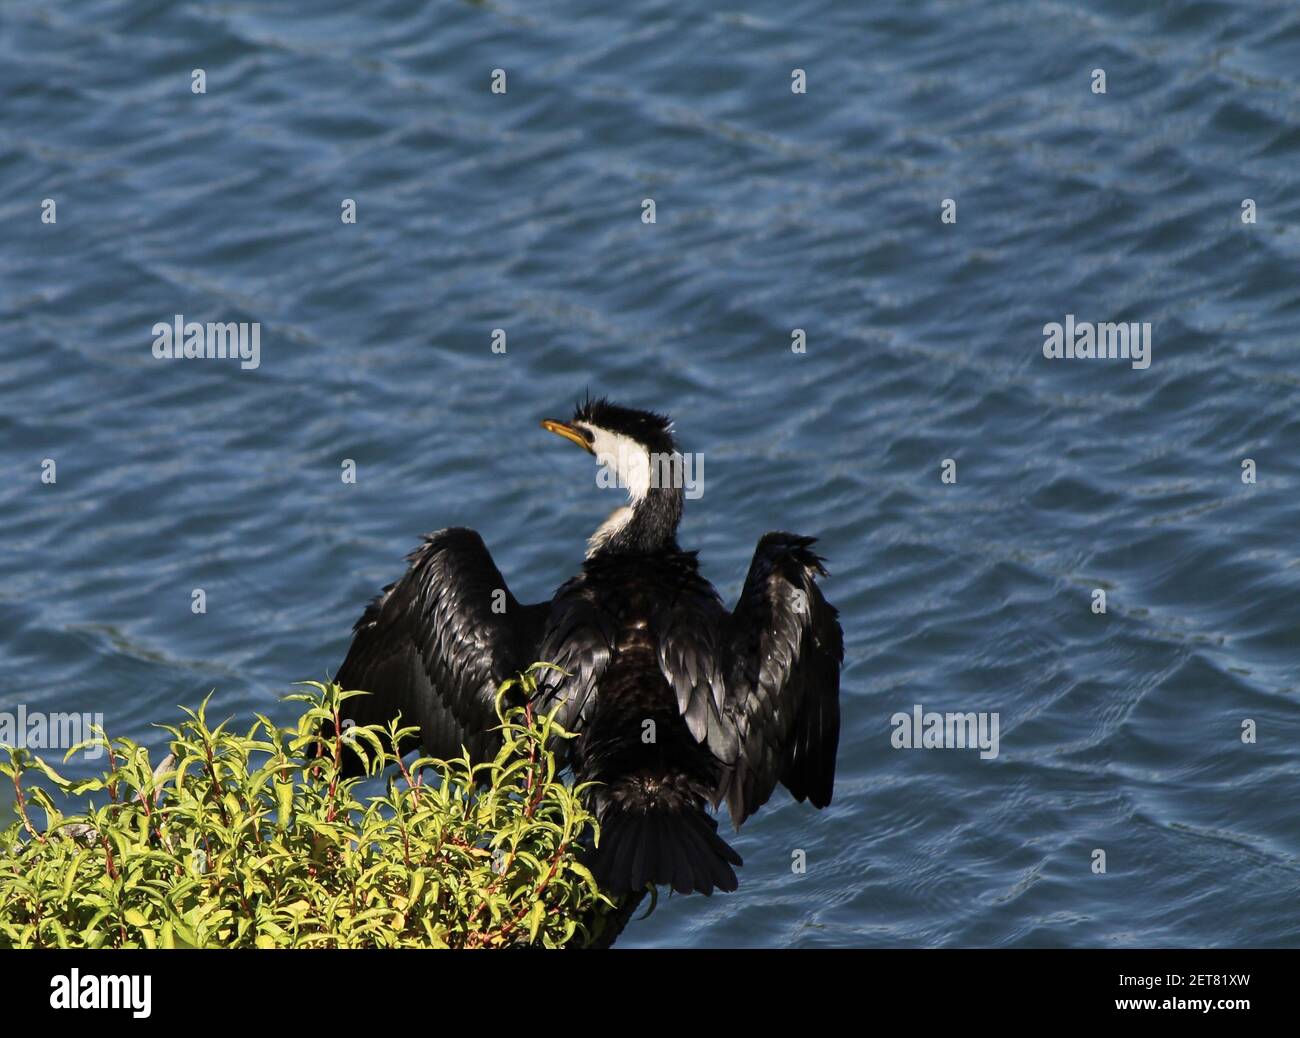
[541,419,593,454]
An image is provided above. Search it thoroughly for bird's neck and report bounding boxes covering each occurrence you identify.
[586,485,683,558]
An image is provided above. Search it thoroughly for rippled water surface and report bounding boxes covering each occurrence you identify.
[2,0,1299,947]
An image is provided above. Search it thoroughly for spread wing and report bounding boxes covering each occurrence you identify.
[334,527,548,770]
[718,533,843,826]
[532,576,617,735]
[652,575,738,764]
[535,555,738,763]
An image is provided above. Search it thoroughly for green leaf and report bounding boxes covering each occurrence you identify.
[0,676,621,949]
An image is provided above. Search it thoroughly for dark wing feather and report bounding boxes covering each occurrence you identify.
[335,527,547,768]
[532,576,617,734]
[653,582,739,765]
[720,532,843,826]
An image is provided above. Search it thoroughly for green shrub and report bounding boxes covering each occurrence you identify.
[0,666,630,948]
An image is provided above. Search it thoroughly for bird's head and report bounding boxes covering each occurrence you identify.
[542,396,684,557]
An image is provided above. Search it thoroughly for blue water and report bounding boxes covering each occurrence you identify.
[3,0,1299,947]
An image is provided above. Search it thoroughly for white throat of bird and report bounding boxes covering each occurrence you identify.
[577,422,653,557]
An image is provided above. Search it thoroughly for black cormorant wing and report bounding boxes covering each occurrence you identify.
[334,528,548,768]
[534,553,735,757]
[533,535,843,829]
[719,532,844,827]
[531,576,617,735]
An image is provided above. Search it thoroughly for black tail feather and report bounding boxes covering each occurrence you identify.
[588,805,742,896]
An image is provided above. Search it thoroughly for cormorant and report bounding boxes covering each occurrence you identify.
[332,398,843,896]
